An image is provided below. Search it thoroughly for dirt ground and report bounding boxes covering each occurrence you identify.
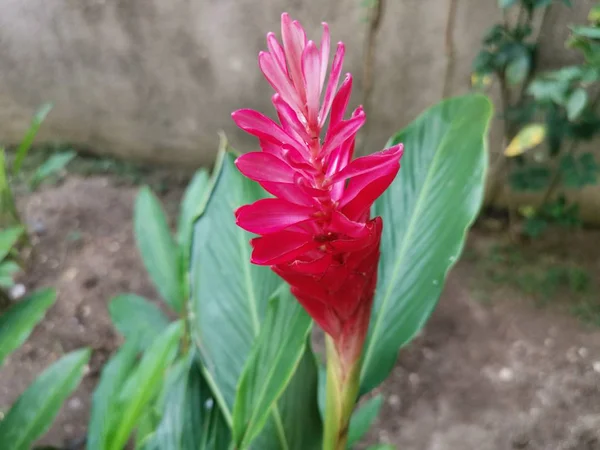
[1,174,600,450]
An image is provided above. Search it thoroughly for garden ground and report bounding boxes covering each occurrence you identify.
[1,167,600,450]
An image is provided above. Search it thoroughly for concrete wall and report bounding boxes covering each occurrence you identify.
[0,0,598,218]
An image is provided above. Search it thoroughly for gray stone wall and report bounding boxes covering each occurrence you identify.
[0,0,597,222]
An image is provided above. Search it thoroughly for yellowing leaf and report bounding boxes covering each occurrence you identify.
[518,205,536,218]
[588,5,600,23]
[505,124,546,157]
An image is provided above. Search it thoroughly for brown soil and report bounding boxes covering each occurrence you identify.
[1,175,600,450]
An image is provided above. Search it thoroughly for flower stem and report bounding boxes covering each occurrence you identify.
[323,335,361,450]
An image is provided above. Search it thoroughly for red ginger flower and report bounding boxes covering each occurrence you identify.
[232,13,403,352]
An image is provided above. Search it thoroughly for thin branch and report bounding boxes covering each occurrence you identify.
[442,0,459,99]
[359,0,385,154]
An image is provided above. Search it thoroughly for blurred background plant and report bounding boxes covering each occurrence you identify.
[0,104,76,306]
[473,0,600,237]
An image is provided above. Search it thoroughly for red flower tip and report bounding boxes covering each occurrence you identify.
[231,14,404,342]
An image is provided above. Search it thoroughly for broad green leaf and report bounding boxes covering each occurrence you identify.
[505,124,546,157]
[347,395,384,448]
[190,149,280,412]
[506,52,530,85]
[527,78,569,104]
[109,294,170,352]
[88,339,140,450]
[135,187,184,313]
[108,322,184,450]
[0,348,90,450]
[251,347,323,450]
[233,286,312,449]
[141,355,230,450]
[177,169,210,254]
[29,150,76,190]
[190,148,320,449]
[0,289,56,367]
[360,95,492,395]
[366,445,395,450]
[12,103,53,175]
[135,410,158,450]
[0,226,24,262]
[0,261,20,287]
[571,26,600,39]
[498,0,518,8]
[566,88,588,121]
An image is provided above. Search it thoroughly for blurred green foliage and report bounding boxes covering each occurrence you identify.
[474,1,600,237]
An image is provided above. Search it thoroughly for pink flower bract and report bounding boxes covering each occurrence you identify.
[232,13,403,344]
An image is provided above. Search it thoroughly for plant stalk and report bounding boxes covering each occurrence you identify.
[323,335,361,450]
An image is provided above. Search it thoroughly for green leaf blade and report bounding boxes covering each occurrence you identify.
[233,287,313,449]
[190,150,280,411]
[0,289,56,367]
[141,355,231,450]
[0,348,90,450]
[0,226,24,262]
[177,169,210,252]
[566,88,588,121]
[109,294,170,352]
[87,338,140,450]
[134,187,184,313]
[108,321,184,450]
[360,95,492,395]
[29,150,76,190]
[347,395,384,448]
[12,103,53,175]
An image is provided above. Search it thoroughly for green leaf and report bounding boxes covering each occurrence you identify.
[0,226,24,262]
[0,149,20,228]
[251,347,323,450]
[12,103,53,175]
[0,261,20,287]
[566,88,588,121]
[360,95,492,395]
[498,0,518,8]
[134,187,184,313]
[571,26,600,39]
[347,395,384,448]
[0,348,90,450]
[108,322,184,450]
[533,0,552,7]
[366,445,395,450]
[109,294,170,352]
[0,289,56,367]
[190,148,321,449]
[141,355,231,450]
[177,169,210,254]
[546,65,585,82]
[29,150,76,190]
[190,149,280,412]
[88,339,140,450]
[527,78,570,104]
[233,286,313,449]
[506,52,531,85]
